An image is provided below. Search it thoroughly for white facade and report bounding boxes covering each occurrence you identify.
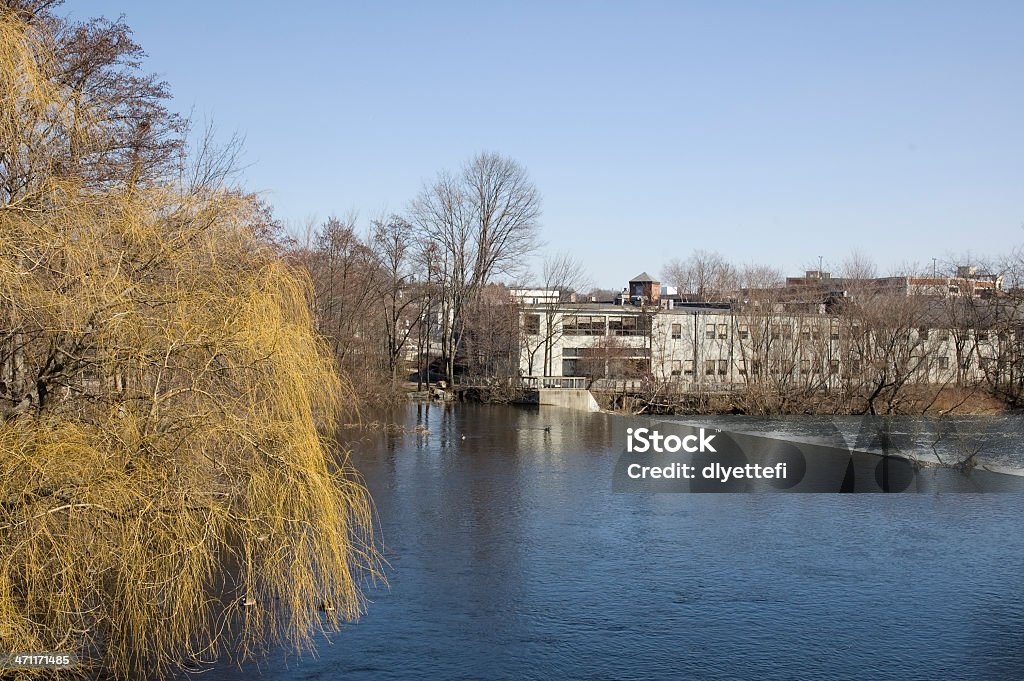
[510,289,561,306]
[519,304,1002,387]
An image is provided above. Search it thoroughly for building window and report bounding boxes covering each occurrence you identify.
[937,356,949,370]
[609,315,648,337]
[718,324,728,339]
[918,327,930,341]
[705,323,715,340]
[564,315,605,336]
[523,314,540,336]
[718,359,728,375]
[830,322,840,340]
[671,360,682,376]
[683,360,694,375]
[829,360,840,374]
[671,323,681,340]
[738,324,749,340]
[800,359,811,375]
[977,330,989,342]
[737,359,747,375]
[704,360,716,376]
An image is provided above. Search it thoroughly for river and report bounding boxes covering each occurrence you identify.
[205,403,1024,680]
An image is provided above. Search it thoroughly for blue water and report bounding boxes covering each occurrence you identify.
[205,404,1024,680]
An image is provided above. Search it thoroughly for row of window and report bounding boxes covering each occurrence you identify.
[675,324,977,343]
[563,347,651,359]
[669,356,957,377]
[562,315,651,336]
[527,314,1008,344]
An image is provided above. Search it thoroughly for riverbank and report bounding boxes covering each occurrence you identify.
[422,379,1013,418]
[593,383,1011,417]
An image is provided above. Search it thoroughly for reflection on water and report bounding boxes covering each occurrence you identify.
[204,404,1024,681]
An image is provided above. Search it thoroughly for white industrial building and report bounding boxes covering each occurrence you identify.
[518,273,1009,390]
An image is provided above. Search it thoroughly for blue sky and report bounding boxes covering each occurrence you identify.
[66,1,1024,288]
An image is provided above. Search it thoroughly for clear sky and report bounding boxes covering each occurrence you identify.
[65,1,1024,289]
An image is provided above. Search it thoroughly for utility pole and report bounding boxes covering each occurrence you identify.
[932,257,937,278]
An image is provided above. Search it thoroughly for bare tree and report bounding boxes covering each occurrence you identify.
[577,332,651,381]
[370,214,421,380]
[838,292,942,414]
[410,152,541,381]
[662,249,736,301]
[300,215,382,366]
[461,283,522,397]
[519,252,591,377]
[0,6,187,207]
[733,271,812,414]
[838,250,878,280]
[412,240,441,389]
[991,248,1024,405]
[738,263,784,292]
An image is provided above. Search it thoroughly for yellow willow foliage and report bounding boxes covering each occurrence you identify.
[0,14,98,209]
[0,13,377,681]
[0,184,378,680]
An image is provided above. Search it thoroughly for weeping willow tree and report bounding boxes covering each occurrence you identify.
[1,8,375,679]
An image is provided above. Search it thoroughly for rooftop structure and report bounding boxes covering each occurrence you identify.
[510,288,561,305]
[628,272,660,305]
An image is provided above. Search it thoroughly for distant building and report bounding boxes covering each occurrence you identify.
[518,269,1012,387]
[782,268,1003,302]
[627,272,660,305]
[510,288,561,305]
